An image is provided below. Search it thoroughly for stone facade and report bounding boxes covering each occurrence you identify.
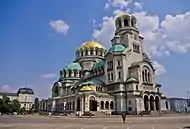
[39,13,167,115]
[167,98,190,113]
[0,88,35,111]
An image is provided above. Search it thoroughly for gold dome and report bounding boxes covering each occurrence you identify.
[79,41,105,49]
[79,85,93,91]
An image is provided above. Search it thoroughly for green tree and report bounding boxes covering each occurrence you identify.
[0,95,11,113]
[9,99,20,113]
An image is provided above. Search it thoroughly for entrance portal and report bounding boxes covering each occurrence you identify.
[89,96,97,111]
[76,97,81,111]
[150,96,155,110]
[155,96,160,111]
[144,95,149,111]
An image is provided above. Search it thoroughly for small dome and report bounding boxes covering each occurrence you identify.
[17,88,34,94]
[78,41,105,50]
[65,62,82,70]
[126,77,138,83]
[92,60,105,70]
[108,44,126,53]
[115,13,136,20]
[79,85,93,91]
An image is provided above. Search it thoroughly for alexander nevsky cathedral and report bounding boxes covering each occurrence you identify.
[39,13,168,115]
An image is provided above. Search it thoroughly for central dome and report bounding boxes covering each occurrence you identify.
[79,41,105,49]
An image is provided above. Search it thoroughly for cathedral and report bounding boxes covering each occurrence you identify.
[39,13,167,115]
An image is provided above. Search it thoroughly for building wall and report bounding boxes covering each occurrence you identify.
[167,98,190,113]
[0,91,35,111]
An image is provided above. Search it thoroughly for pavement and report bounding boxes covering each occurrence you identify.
[0,114,190,129]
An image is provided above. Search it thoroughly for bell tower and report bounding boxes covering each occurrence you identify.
[112,13,143,58]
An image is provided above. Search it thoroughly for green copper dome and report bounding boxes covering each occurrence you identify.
[65,62,82,70]
[92,60,105,69]
[108,44,126,53]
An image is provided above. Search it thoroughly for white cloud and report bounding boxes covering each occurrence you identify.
[41,73,57,79]
[0,85,11,92]
[92,10,190,57]
[105,0,132,9]
[134,1,143,10]
[92,16,115,47]
[49,20,69,34]
[161,12,190,53]
[153,61,166,76]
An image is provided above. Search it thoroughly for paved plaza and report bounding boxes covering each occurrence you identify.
[0,115,190,129]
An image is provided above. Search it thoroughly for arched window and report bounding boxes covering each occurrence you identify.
[68,70,72,77]
[63,70,66,77]
[95,49,98,55]
[74,70,77,77]
[53,86,59,97]
[147,72,150,82]
[142,71,145,82]
[131,21,134,27]
[145,70,147,82]
[124,19,129,26]
[118,19,122,28]
[90,49,93,55]
[100,101,104,109]
[81,50,83,56]
[105,101,109,109]
[85,49,88,55]
[79,71,82,77]
[110,101,114,110]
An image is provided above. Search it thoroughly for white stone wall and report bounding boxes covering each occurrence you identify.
[18,93,35,110]
[0,95,18,101]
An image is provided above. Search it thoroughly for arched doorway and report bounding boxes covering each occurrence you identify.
[155,96,160,111]
[76,97,81,111]
[100,101,104,109]
[89,96,97,111]
[165,101,168,110]
[105,101,109,109]
[144,95,149,111]
[150,96,155,110]
[110,101,114,110]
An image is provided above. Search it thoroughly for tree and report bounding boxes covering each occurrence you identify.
[0,96,21,114]
[0,95,11,113]
[34,97,39,113]
[9,99,20,113]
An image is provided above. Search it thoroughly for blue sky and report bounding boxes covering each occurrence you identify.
[1,0,190,99]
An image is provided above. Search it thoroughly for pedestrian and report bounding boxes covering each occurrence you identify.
[121,112,126,123]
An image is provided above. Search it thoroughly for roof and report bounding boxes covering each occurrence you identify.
[92,60,105,70]
[64,62,82,71]
[78,41,105,50]
[17,88,34,94]
[77,79,105,87]
[107,44,126,53]
[0,92,18,96]
[167,97,190,101]
[115,13,137,21]
[125,77,138,83]
[79,86,93,92]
